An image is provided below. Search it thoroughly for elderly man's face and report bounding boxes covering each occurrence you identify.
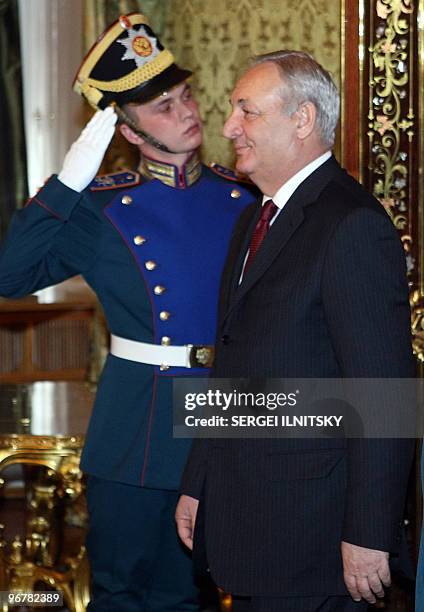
[223,63,299,190]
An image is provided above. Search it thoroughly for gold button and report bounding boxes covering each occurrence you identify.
[133,235,146,245]
[160,364,170,371]
[231,189,241,198]
[154,285,166,295]
[161,336,171,346]
[121,195,132,205]
[160,311,170,321]
[145,260,156,271]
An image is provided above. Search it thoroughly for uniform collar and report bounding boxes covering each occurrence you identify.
[138,152,202,189]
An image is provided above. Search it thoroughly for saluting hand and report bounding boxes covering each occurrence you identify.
[58,106,117,192]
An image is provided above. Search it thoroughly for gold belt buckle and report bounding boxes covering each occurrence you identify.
[187,345,215,368]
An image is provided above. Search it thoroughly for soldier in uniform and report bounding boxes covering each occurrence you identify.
[0,13,257,611]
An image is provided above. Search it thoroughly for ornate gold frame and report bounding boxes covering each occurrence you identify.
[0,435,90,612]
[412,0,424,363]
[341,0,424,362]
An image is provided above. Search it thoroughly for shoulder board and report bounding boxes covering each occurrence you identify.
[209,162,253,184]
[89,170,141,191]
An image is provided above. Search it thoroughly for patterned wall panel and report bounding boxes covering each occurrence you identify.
[83,0,164,50]
[362,0,417,275]
[353,0,424,361]
[160,0,341,166]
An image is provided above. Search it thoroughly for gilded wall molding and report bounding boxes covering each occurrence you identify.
[416,0,424,361]
[367,0,414,267]
[362,1,424,361]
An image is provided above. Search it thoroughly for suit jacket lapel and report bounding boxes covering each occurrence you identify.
[227,202,263,302]
[222,156,341,325]
[218,202,259,321]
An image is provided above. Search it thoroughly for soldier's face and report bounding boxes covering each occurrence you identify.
[129,82,202,155]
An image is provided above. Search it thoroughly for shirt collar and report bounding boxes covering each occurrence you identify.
[262,150,332,208]
[138,152,202,189]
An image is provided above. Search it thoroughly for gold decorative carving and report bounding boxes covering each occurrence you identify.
[0,435,90,611]
[411,289,424,362]
[368,0,414,270]
[416,0,424,370]
[367,1,423,363]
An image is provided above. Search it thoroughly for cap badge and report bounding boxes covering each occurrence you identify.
[133,36,153,57]
[118,25,159,67]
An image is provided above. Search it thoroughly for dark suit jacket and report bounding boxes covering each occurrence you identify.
[180,156,415,597]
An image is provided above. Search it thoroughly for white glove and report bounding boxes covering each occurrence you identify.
[58,106,117,192]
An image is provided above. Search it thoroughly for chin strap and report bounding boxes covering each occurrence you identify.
[113,104,177,154]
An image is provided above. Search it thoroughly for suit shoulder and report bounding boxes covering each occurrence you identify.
[321,172,388,220]
[89,170,141,191]
[317,177,401,252]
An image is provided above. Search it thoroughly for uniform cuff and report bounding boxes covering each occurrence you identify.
[30,175,83,221]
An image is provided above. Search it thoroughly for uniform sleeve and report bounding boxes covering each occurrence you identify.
[321,206,415,552]
[0,176,100,298]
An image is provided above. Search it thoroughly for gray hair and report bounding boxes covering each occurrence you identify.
[251,50,340,148]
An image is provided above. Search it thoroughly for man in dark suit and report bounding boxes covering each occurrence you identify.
[176,50,415,611]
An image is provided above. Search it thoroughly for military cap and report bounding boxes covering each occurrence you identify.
[73,12,192,110]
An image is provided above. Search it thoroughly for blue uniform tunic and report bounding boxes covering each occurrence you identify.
[0,158,257,490]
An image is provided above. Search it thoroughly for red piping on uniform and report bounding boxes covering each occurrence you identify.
[33,198,64,220]
[141,371,158,486]
[103,199,159,485]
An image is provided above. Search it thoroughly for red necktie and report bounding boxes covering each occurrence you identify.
[244,199,278,271]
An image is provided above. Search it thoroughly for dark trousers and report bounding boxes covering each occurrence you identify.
[85,476,200,611]
[232,595,369,611]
